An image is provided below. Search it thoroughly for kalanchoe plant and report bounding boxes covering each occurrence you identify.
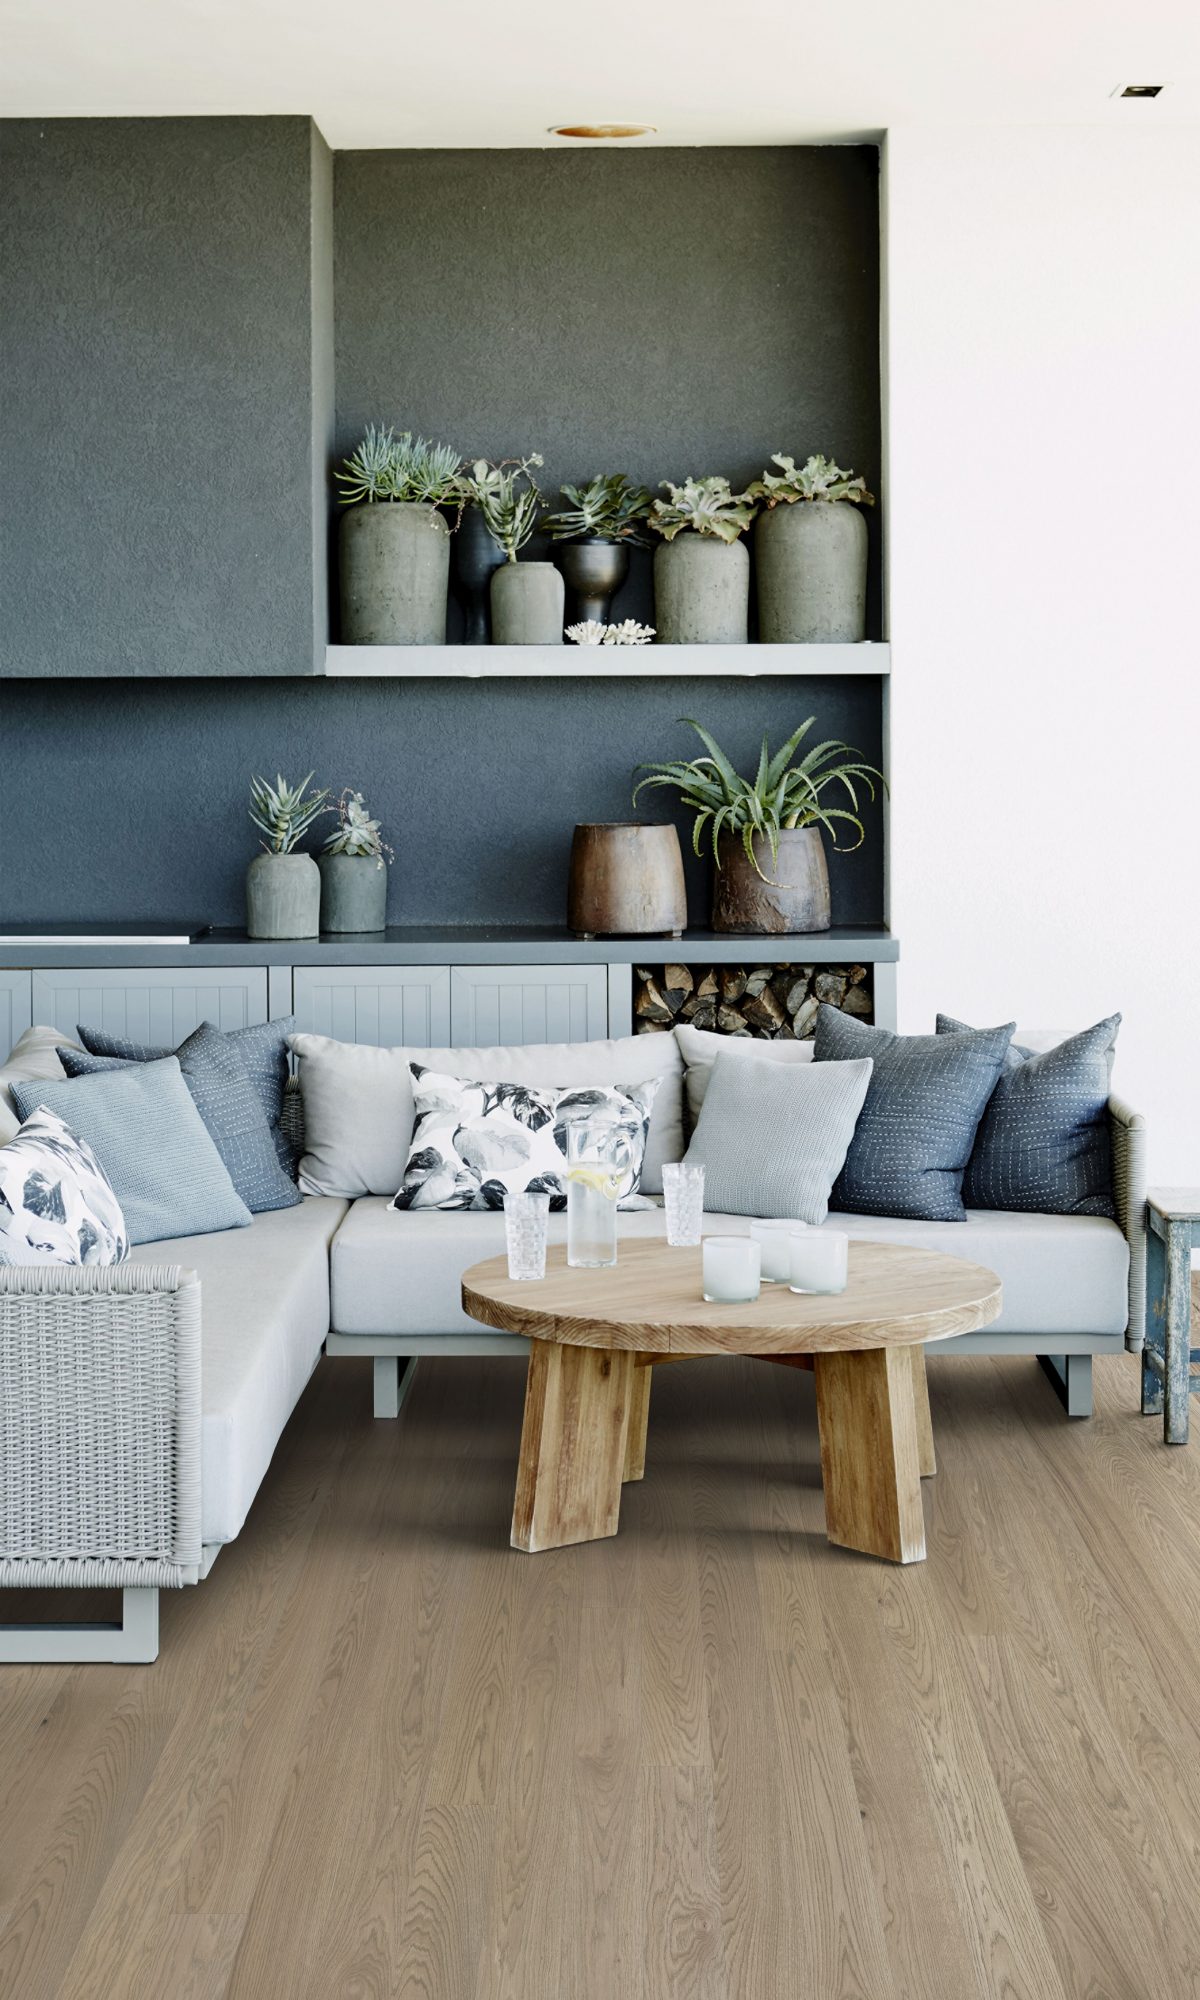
[324,790,394,870]
[746,453,875,507]
[335,426,463,506]
[543,475,653,546]
[249,773,330,854]
[471,454,545,562]
[633,718,885,876]
[649,477,757,544]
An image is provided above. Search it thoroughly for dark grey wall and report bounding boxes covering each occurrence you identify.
[0,117,332,677]
[334,146,881,637]
[1,677,884,928]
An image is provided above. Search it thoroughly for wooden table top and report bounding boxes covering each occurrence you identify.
[462,1238,1003,1357]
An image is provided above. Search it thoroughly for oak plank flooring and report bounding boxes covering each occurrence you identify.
[4,1349,1200,1997]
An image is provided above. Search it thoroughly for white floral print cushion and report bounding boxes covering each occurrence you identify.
[0,1107,129,1265]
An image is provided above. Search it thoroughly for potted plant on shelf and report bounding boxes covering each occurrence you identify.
[478,455,564,644]
[632,717,884,933]
[451,458,530,644]
[745,453,875,642]
[335,425,462,646]
[319,790,395,933]
[647,478,758,644]
[543,474,652,628]
[246,773,330,940]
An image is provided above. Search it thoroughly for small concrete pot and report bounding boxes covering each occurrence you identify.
[755,502,868,643]
[339,501,450,645]
[246,852,321,940]
[556,540,629,628]
[318,853,388,933]
[491,561,565,645]
[712,827,831,934]
[653,534,749,644]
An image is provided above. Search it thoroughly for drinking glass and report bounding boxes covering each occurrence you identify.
[565,1119,631,1269]
[504,1191,550,1280]
[662,1161,705,1246]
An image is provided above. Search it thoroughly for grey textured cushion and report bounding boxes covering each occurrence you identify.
[59,1023,301,1216]
[682,1049,872,1222]
[937,1013,1119,1217]
[10,1057,252,1245]
[78,1017,297,1174]
[813,1007,1015,1221]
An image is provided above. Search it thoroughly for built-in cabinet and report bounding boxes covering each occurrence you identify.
[29,968,269,1048]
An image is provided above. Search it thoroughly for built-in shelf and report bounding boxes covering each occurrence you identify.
[324,642,889,679]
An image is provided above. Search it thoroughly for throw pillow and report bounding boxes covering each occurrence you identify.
[674,1021,816,1131]
[290,1031,684,1199]
[77,1016,297,1174]
[392,1068,660,1211]
[684,1049,873,1223]
[813,1006,1016,1222]
[58,1022,301,1215]
[10,1057,252,1245]
[0,1107,128,1266]
[0,1024,82,1146]
[937,1013,1120,1217]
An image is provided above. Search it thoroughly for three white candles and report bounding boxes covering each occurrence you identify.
[702,1235,762,1304]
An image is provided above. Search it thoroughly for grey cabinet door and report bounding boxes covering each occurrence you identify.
[448,965,608,1045]
[291,967,451,1046]
[31,968,269,1046]
[0,972,33,1062]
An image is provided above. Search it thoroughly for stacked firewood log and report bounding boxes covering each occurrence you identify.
[633,963,872,1039]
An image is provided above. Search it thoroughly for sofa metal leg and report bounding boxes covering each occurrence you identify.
[373,1355,418,1420]
[1039,1353,1093,1419]
[0,1586,160,1665]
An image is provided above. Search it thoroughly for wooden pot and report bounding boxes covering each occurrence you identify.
[712,827,831,934]
[568,823,687,939]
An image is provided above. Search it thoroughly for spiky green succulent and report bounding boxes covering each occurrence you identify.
[324,789,393,867]
[648,477,757,544]
[335,426,463,506]
[249,772,330,854]
[542,474,653,546]
[470,454,545,562]
[746,453,875,507]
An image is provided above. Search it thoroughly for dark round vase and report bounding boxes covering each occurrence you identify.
[556,539,630,628]
[451,505,506,643]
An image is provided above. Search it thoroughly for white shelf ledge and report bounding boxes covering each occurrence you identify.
[324,642,889,679]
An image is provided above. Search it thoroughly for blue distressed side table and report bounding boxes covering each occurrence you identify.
[1142,1189,1200,1443]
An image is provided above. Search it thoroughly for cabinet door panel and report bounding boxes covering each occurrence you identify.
[448,965,608,1046]
[31,968,268,1045]
[291,967,450,1046]
[0,972,33,1062]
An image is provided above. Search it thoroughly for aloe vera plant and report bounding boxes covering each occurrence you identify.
[543,474,653,545]
[633,718,884,874]
[335,426,463,506]
[648,476,757,545]
[249,772,330,854]
[746,453,875,507]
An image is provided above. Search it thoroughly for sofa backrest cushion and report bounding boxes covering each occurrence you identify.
[0,1025,81,1146]
[674,1021,815,1131]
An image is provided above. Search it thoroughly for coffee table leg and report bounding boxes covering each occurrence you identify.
[908,1347,936,1478]
[813,1347,927,1563]
[511,1339,635,1552]
[623,1359,653,1483]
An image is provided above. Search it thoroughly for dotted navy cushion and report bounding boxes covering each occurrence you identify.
[58,1022,300,1216]
[937,1014,1119,1217]
[813,1006,1015,1222]
[77,1016,297,1174]
[10,1057,252,1246]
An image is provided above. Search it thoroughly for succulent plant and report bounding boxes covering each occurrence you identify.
[324,789,394,868]
[335,426,463,506]
[648,477,757,545]
[542,474,653,546]
[249,772,330,854]
[633,718,885,874]
[746,453,875,507]
[470,454,545,562]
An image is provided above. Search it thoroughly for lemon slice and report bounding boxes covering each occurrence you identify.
[565,1165,623,1201]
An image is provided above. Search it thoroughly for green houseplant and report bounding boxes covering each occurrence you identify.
[746,453,875,643]
[544,476,653,628]
[335,426,463,647]
[477,455,564,645]
[246,772,330,940]
[633,718,884,934]
[647,478,758,644]
[318,790,395,934]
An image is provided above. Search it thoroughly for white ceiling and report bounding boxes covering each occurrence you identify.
[2,0,1198,147]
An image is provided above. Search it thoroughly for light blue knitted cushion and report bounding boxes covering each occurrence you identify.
[77,1016,297,1173]
[683,1048,873,1222]
[10,1057,252,1245]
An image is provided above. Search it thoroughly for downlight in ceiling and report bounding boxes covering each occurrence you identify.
[550,123,657,139]
[1115,84,1165,98]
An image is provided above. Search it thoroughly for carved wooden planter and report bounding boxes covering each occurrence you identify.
[568,823,687,939]
[712,827,831,934]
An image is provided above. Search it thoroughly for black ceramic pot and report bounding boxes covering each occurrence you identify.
[451,505,506,643]
[556,539,630,628]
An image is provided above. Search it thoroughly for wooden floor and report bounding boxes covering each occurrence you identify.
[3,1348,1200,2000]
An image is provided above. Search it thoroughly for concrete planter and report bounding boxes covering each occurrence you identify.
[246,852,321,940]
[712,827,831,934]
[653,535,749,644]
[490,561,564,645]
[755,502,867,643]
[318,853,388,933]
[339,501,450,645]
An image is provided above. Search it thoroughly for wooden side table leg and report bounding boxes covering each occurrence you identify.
[907,1346,936,1477]
[1164,1220,1193,1446]
[511,1339,635,1552]
[1143,1226,1166,1416]
[814,1347,927,1564]
[623,1358,653,1483]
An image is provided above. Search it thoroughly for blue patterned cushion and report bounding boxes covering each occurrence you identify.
[813,1006,1015,1221]
[10,1058,251,1245]
[937,1014,1119,1217]
[77,1016,297,1174]
[58,1022,300,1216]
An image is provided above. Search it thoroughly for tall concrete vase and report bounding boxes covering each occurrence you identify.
[246,853,321,940]
[653,535,749,644]
[339,501,450,645]
[491,561,565,644]
[318,853,388,933]
[755,503,868,643]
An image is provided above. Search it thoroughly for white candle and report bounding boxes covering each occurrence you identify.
[749,1218,807,1283]
[702,1235,762,1304]
[789,1230,849,1295]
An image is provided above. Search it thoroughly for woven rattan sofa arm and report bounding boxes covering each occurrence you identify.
[1109,1096,1148,1352]
[0,1264,203,1588]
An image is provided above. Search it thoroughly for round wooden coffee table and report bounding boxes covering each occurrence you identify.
[462,1237,1002,1564]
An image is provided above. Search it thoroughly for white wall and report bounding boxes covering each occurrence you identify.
[884,123,1200,1179]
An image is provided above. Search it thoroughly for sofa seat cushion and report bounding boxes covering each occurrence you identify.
[331,1199,1128,1341]
[130,1195,348,1545]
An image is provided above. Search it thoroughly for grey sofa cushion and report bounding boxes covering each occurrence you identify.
[674,1021,815,1131]
[78,1017,297,1174]
[813,1007,1015,1221]
[683,1048,872,1222]
[937,1014,1119,1218]
[0,1025,82,1145]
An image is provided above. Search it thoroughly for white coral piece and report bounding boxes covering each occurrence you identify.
[602,620,655,646]
[565,620,609,646]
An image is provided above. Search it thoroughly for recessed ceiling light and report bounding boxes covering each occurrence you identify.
[1116,83,1165,98]
[550,123,656,139]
